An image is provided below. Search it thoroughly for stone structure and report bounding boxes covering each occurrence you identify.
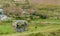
[0,9,8,21]
[12,20,27,32]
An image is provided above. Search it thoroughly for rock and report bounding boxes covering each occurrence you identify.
[12,20,28,32]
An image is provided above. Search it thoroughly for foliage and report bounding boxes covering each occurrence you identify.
[3,3,10,8]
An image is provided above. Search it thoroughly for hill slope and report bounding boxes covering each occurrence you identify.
[30,0,60,5]
[1,25,60,36]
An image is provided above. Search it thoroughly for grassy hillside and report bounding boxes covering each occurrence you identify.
[0,23,60,36]
[0,19,60,36]
[0,0,60,19]
[30,0,60,5]
[0,0,60,36]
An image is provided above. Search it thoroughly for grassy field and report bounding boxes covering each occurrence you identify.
[0,19,60,36]
[0,0,60,36]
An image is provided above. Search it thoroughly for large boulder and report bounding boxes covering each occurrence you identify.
[12,20,28,32]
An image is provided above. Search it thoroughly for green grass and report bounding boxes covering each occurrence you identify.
[0,25,14,34]
[0,24,60,36]
[0,21,15,34]
[0,0,60,36]
[0,19,60,36]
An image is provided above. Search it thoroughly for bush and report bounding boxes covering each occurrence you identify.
[3,3,10,8]
[30,12,48,19]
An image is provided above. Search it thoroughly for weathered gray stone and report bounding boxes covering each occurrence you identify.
[12,20,27,32]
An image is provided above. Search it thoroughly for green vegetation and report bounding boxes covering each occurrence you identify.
[0,0,60,36]
[0,19,60,36]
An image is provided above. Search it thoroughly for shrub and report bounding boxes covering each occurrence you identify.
[3,3,10,8]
